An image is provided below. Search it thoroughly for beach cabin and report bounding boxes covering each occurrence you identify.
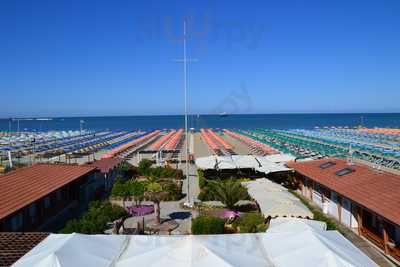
[0,164,97,232]
[288,158,400,262]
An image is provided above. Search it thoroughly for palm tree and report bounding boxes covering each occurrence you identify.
[210,179,249,210]
[144,182,169,224]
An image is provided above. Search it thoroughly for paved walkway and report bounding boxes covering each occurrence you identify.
[181,163,200,204]
[122,200,197,235]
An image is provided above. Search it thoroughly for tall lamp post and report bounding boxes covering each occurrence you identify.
[183,20,190,206]
[175,20,196,206]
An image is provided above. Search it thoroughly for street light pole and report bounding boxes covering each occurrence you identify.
[174,20,196,206]
[183,20,190,205]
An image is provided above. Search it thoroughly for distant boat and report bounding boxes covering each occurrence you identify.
[36,118,53,121]
[219,112,229,117]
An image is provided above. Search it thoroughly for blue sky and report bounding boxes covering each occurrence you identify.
[1,0,399,117]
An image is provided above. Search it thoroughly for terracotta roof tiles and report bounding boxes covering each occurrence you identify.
[0,164,96,220]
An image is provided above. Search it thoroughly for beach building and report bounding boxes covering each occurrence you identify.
[89,157,123,192]
[0,164,97,232]
[287,158,400,262]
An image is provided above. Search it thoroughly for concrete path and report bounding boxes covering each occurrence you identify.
[122,200,196,235]
[181,163,200,203]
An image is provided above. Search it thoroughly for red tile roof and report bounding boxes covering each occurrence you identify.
[0,164,96,220]
[287,158,400,226]
[89,157,122,173]
[0,232,49,267]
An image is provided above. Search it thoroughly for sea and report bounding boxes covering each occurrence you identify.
[0,113,400,132]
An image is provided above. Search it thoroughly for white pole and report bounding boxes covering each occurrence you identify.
[183,20,190,205]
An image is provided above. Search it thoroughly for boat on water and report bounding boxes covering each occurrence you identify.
[219,112,229,117]
[36,118,53,121]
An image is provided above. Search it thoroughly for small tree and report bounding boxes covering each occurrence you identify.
[129,181,146,206]
[145,182,168,224]
[111,178,131,207]
[210,179,249,210]
[138,159,153,176]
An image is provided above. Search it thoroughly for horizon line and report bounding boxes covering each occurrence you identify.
[1,111,400,120]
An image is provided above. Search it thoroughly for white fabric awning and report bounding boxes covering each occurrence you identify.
[267,218,327,233]
[13,230,378,267]
[195,155,292,174]
[12,233,126,267]
[263,154,296,163]
[242,178,313,219]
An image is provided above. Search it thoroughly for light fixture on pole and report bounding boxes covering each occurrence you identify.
[174,20,197,206]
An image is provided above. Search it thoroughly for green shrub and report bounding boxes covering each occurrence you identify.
[59,201,127,234]
[162,182,182,201]
[210,179,250,209]
[128,180,147,205]
[197,185,216,201]
[111,178,129,199]
[233,213,266,233]
[198,170,206,189]
[192,215,225,234]
[138,159,153,176]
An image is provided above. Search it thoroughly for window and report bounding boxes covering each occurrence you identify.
[335,167,354,176]
[319,161,336,169]
[11,213,23,231]
[29,203,37,217]
[44,196,51,209]
[56,189,62,201]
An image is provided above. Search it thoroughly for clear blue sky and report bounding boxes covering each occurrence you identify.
[1,0,400,117]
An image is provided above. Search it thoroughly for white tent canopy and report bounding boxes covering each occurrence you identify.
[195,155,291,175]
[268,217,327,233]
[13,233,126,267]
[264,154,296,163]
[13,230,378,267]
[243,178,313,218]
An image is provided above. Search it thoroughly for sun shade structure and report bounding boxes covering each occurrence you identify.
[102,130,161,158]
[200,129,220,153]
[267,218,327,233]
[223,129,278,155]
[147,130,176,151]
[242,178,313,219]
[207,129,234,150]
[195,155,291,174]
[163,129,184,150]
[13,230,378,267]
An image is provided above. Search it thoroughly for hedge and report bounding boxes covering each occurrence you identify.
[192,215,225,234]
[59,201,127,234]
[232,212,267,233]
